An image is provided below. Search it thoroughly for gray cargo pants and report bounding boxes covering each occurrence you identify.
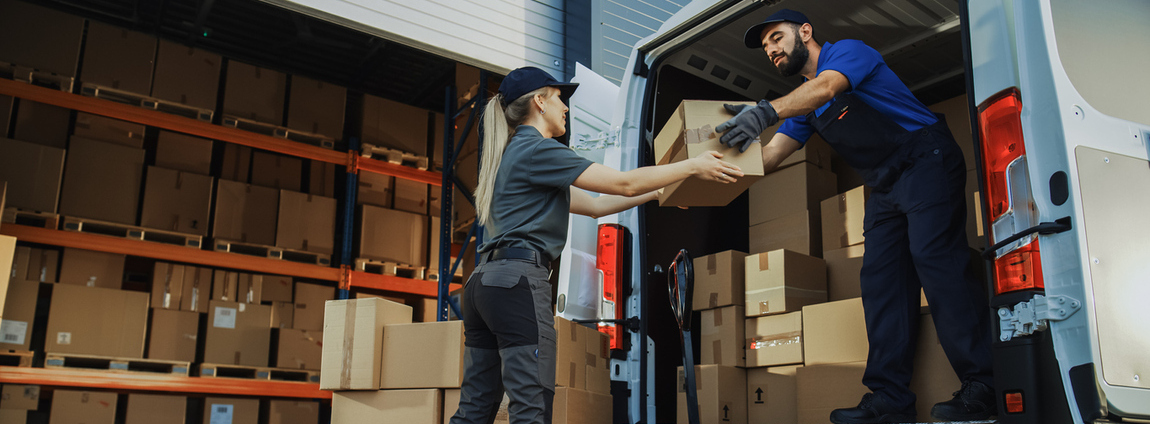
[449,257,556,424]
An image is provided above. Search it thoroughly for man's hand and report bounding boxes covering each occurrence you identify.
[715,100,779,153]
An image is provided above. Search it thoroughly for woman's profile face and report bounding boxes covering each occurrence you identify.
[540,87,569,137]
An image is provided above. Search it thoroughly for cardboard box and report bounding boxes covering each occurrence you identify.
[73,112,145,148]
[394,179,430,214]
[777,133,834,171]
[309,161,337,198]
[0,235,12,308]
[156,131,213,175]
[553,386,613,424]
[212,271,239,302]
[202,398,258,424]
[220,144,252,182]
[287,75,346,140]
[125,393,185,424]
[180,266,211,313]
[554,317,611,394]
[966,168,985,249]
[260,275,294,302]
[276,328,322,370]
[151,262,185,309]
[692,250,747,311]
[821,185,870,251]
[358,205,428,266]
[0,409,25,424]
[748,210,822,258]
[332,389,441,424]
[276,190,336,255]
[49,390,116,424]
[911,314,962,422]
[701,305,746,367]
[654,100,766,207]
[59,136,145,225]
[251,151,302,192]
[293,282,334,331]
[80,21,156,94]
[0,0,85,77]
[0,385,39,410]
[585,328,611,395]
[746,311,803,367]
[268,400,320,424]
[749,162,837,226]
[929,95,976,171]
[213,179,279,245]
[46,284,148,357]
[204,300,272,366]
[236,273,262,304]
[443,389,460,424]
[13,100,69,149]
[320,298,413,390]
[802,298,868,366]
[271,301,294,328]
[152,40,221,111]
[676,364,747,424]
[10,247,58,283]
[0,137,66,213]
[744,250,827,317]
[223,60,286,124]
[747,365,799,424]
[380,321,465,388]
[148,308,199,362]
[796,361,868,424]
[141,166,214,236]
[824,245,864,302]
[1,281,40,351]
[363,95,430,156]
[58,248,125,289]
[357,171,394,208]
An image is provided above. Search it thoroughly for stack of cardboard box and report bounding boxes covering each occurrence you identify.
[748,134,837,257]
[0,385,40,424]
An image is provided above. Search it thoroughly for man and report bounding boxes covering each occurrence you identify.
[716,9,996,424]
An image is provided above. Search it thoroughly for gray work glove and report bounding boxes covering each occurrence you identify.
[715,100,779,152]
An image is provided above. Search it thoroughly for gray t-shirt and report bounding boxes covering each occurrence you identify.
[478,126,594,263]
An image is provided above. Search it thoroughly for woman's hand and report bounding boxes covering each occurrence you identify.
[691,151,744,183]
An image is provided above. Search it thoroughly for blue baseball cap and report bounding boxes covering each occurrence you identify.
[498,67,579,103]
[743,9,811,48]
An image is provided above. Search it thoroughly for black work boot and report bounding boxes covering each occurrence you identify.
[830,393,917,424]
[931,379,997,421]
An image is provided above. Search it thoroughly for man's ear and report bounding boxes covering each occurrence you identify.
[800,23,813,42]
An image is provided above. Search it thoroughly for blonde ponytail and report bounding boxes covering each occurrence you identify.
[475,88,551,227]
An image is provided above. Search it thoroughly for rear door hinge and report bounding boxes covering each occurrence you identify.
[998,294,1082,341]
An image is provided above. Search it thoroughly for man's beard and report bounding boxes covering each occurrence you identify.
[775,35,809,77]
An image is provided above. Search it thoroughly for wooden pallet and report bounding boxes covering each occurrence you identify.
[199,363,320,383]
[0,350,35,367]
[212,239,331,266]
[61,216,203,248]
[221,115,336,149]
[0,61,74,92]
[45,352,191,376]
[355,258,426,280]
[360,143,430,170]
[79,83,213,122]
[2,207,60,229]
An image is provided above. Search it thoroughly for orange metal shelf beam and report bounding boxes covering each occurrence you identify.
[0,367,330,399]
[356,156,442,186]
[347,271,461,297]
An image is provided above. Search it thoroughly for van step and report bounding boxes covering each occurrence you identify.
[45,352,191,376]
[0,350,35,367]
[199,363,320,383]
[79,82,213,122]
[213,238,331,266]
[221,115,336,149]
[2,207,60,229]
[61,216,203,249]
[359,143,430,170]
[0,61,74,92]
[354,258,426,280]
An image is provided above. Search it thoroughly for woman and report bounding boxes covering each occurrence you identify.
[450,67,743,424]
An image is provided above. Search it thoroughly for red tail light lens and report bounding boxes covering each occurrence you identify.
[596,224,624,350]
[978,88,1026,223]
[993,239,1045,294]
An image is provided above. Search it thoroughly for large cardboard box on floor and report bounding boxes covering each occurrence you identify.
[363,95,430,156]
[204,300,272,366]
[802,298,868,366]
[125,393,185,424]
[202,397,258,424]
[796,361,868,424]
[251,151,302,192]
[293,282,334,331]
[58,247,125,289]
[746,311,803,367]
[747,365,800,424]
[180,265,211,313]
[59,136,145,225]
[824,245,864,301]
[213,179,279,246]
[692,250,747,311]
[73,112,145,148]
[50,390,117,424]
[156,131,213,175]
[677,364,747,424]
[1,281,40,351]
[911,314,963,423]
[223,60,286,125]
[654,100,766,207]
[744,250,827,317]
[320,298,413,390]
[380,321,464,389]
[554,386,614,424]
[276,328,323,370]
[0,138,66,213]
[80,21,156,94]
[141,166,214,236]
[749,210,822,258]
[1,384,39,410]
[268,400,321,424]
[287,75,346,140]
[749,162,837,226]
[0,0,85,78]
[358,205,428,266]
[276,190,336,255]
[148,308,199,362]
[701,305,746,367]
[46,285,148,357]
[152,40,222,112]
[821,185,870,252]
[332,389,441,424]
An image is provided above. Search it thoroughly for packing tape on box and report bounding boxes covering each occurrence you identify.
[746,286,827,315]
[757,252,771,271]
[709,293,719,309]
[569,363,577,387]
[713,310,723,326]
[713,339,722,363]
[707,255,717,275]
[747,331,802,350]
[340,299,357,388]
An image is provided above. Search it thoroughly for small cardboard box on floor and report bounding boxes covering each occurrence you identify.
[749,162,837,226]
[747,365,800,424]
[744,249,827,317]
[203,300,271,367]
[203,397,259,424]
[50,390,117,424]
[691,250,746,311]
[796,361,868,424]
[332,389,441,424]
[553,387,614,424]
[124,393,185,424]
[46,284,148,358]
[380,321,464,389]
[749,210,822,258]
[654,100,766,207]
[802,298,868,366]
[320,298,413,390]
[677,364,747,424]
[746,310,803,367]
[821,185,870,251]
[700,305,745,367]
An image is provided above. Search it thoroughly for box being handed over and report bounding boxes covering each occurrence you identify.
[653,100,765,207]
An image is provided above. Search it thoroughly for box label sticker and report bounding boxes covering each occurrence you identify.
[56,332,72,345]
[0,320,28,345]
[209,403,233,424]
[214,307,237,329]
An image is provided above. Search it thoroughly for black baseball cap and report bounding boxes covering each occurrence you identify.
[743,9,811,48]
[498,66,579,103]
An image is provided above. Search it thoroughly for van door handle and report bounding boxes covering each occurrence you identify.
[982,216,1072,260]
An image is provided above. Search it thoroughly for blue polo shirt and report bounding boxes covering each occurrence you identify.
[778,40,938,144]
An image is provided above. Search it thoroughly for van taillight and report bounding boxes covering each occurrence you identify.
[979,88,1026,223]
[992,240,1045,294]
[596,224,624,349]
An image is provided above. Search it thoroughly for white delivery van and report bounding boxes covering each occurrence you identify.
[558,0,1150,423]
